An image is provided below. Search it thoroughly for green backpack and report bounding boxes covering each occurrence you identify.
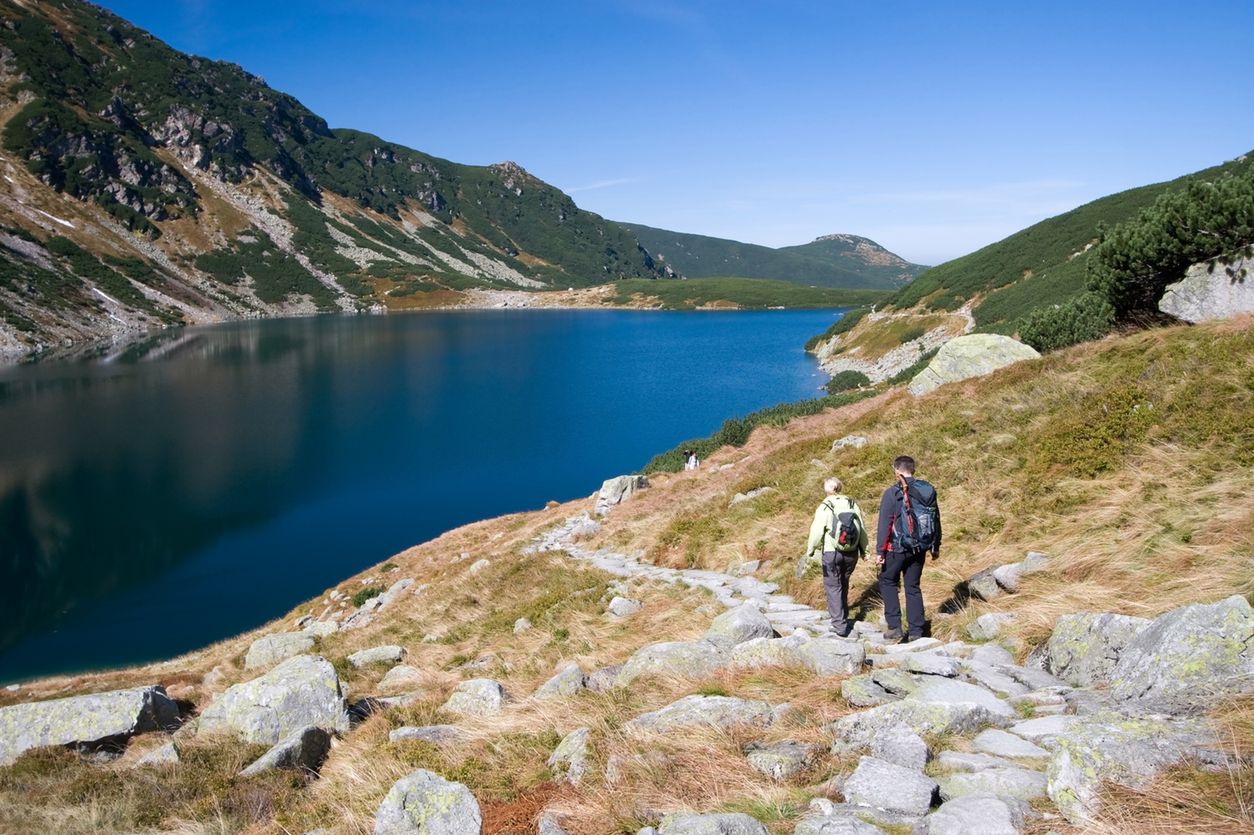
[827,495,863,554]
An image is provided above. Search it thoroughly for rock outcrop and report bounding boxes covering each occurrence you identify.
[908,334,1039,396]
[595,474,647,516]
[1159,256,1254,322]
[244,632,316,671]
[0,685,179,765]
[198,655,349,744]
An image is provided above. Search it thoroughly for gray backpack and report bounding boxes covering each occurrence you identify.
[828,496,863,554]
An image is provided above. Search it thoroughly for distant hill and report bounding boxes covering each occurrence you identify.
[887,151,1254,331]
[621,223,927,289]
[0,0,667,358]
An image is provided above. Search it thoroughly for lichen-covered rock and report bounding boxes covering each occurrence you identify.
[842,756,938,815]
[908,334,1040,397]
[239,725,332,777]
[349,645,407,668]
[0,685,179,765]
[840,674,896,708]
[966,613,1016,642]
[704,603,776,649]
[934,750,1021,773]
[909,677,1015,720]
[1044,612,1151,687]
[1007,715,1080,747]
[245,633,316,671]
[970,643,1015,667]
[513,617,532,634]
[919,793,1026,835]
[730,635,806,669]
[534,663,587,700]
[1047,712,1222,824]
[745,739,820,780]
[199,655,349,744]
[657,813,768,835]
[625,695,774,735]
[965,568,1003,602]
[441,679,506,717]
[1108,595,1254,712]
[616,641,727,686]
[373,768,481,834]
[971,729,1047,759]
[538,811,571,835]
[547,726,590,785]
[832,697,1003,745]
[1158,256,1254,322]
[596,474,647,515]
[585,664,623,692]
[797,638,865,676]
[937,767,1047,802]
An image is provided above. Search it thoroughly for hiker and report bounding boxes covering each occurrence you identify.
[875,455,942,642]
[683,449,700,471]
[805,476,867,637]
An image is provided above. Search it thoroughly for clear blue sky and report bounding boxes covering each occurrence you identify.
[97,1,1254,265]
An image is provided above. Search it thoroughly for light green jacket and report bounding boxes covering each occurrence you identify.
[806,494,868,556]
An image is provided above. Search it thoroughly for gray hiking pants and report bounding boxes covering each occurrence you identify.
[821,550,858,632]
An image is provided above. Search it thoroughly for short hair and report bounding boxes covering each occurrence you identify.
[823,476,843,493]
[893,455,916,475]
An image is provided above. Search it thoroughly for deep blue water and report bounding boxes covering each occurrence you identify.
[0,308,842,682]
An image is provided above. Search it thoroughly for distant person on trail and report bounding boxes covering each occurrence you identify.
[876,455,942,642]
[684,449,700,471]
[805,476,867,638]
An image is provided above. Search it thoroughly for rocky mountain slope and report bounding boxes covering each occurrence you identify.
[0,0,670,359]
[620,224,926,289]
[0,316,1249,834]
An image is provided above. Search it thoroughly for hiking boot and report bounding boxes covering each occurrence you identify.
[906,632,925,642]
[836,625,854,638]
[883,627,904,641]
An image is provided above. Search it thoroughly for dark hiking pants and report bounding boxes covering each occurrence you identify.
[880,549,925,635]
[821,550,857,633]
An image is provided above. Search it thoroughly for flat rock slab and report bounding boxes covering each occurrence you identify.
[199,655,349,745]
[920,793,1027,835]
[935,750,1022,773]
[971,729,1048,759]
[1008,715,1080,747]
[843,755,938,815]
[441,678,506,717]
[657,813,768,835]
[389,725,466,745]
[134,741,180,767]
[348,645,406,668]
[745,739,821,781]
[833,698,1004,744]
[794,810,886,835]
[245,632,316,670]
[938,766,1047,802]
[625,695,774,735]
[0,685,179,765]
[239,725,332,776]
[909,677,1015,720]
[373,768,481,834]
[905,653,960,677]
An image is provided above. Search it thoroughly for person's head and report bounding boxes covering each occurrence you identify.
[823,476,843,495]
[892,455,916,477]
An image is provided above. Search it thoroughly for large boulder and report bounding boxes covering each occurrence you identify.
[842,755,938,815]
[239,725,333,777]
[657,814,768,835]
[704,604,776,649]
[374,769,481,834]
[1046,712,1222,824]
[616,640,727,686]
[595,474,647,515]
[1158,256,1254,322]
[1044,612,1151,687]
[908,334,1040,397]
[199,655,349,744]
[625,695,774,735]
[0,685,179,765]
[245,632,316,671]
[1108,595,1254,712]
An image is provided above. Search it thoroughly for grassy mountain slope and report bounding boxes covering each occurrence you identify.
[607,277,886,310]
[1,317,1249,833]
[621,223,926,289]
[0,0,666,357]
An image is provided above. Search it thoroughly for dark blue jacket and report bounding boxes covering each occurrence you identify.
[876,476,942,557]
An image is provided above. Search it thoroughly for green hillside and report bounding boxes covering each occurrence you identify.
[888,152,1254,331]
[622,223,926,289]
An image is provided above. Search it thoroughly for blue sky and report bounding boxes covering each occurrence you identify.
[97,1,1254,264]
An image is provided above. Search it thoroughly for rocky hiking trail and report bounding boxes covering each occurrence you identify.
[1,468,1249,835]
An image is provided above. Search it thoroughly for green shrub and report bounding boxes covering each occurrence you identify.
[887,348,940,385]
[897,325,926,343]
[825,370,871,394]
[352,587,384,607]
[1018,292,1115,352]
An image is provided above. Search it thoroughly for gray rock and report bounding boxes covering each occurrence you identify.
[934,750,1021,773]
[1047,711,1222,824]
[735,560,761,575]
[535,663,587,700]
[1159,255,1254,322]
[970,643,1015,667]
[378,665,425,694]
[909,677,1015,720]
[938,767,1047,802]
[971,729,1048,759]
[961,661,1029,697]
[239,725,332,777]
[467,558,491,574]
[513,617,532,634]
[585,664,623,692]
[349,645,407,669]
[920,793,1026,835]
[965,569,1003,602]
[135,741,180,767]
[877,636,943,654]
[657,814,767,835]
[905,653,960,677]
[871,668,919,696]
[704,603,776,649]
[745,739,820,781]
[616,641,727,686]
[869,724,929,771]
[0,685,179,765]
[832,698,1002,744]
[842,756,938,815]
[966,613,1016,642]
[991,563,1023,593]
[730,635,805,669]
[1007,715,1080,747]
[1108,595,1254,713]
[799,799,920,830]
[831,435,868,451]
[797,638,866,676]
[441,679,506,717]
[909,334,1040,397]
[793,813,885,835]
[608,596,644,617]
[625,695,774,734]
[729,486,774,507]
[245,633,317,671]
[596,474,647,515]
[840,674,895,708]
[304,621,339,638]
[373,768,481,834]
[388,725,466,745]
[547,726,590,785]
[1044,612,1151,687]
[1000,665,1064,691]
[199,655,349,745]
[538,811,571,835]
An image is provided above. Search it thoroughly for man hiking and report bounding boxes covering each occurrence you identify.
[875,455,941,642]
[805,476,867,638]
